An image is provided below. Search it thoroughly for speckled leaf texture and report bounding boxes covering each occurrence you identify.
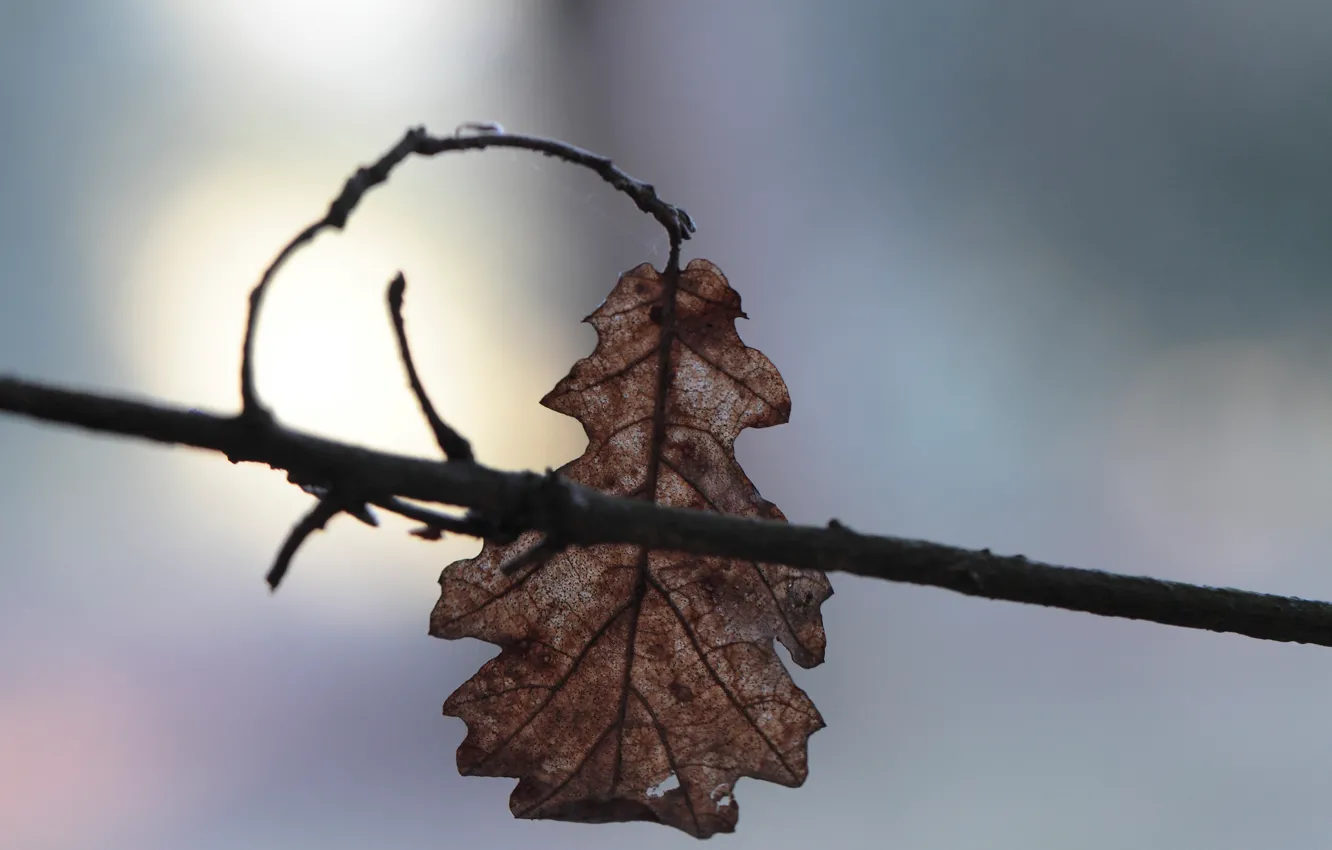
[430,259,832,838]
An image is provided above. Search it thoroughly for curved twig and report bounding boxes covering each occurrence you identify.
[239,125,695,417]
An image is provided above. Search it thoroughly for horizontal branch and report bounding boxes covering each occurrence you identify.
[5,374,1332,648]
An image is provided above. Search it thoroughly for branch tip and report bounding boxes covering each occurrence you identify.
[385,271,474,462]
[267,496,342,591]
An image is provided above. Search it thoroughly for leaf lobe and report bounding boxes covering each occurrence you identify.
[430,259,831,837]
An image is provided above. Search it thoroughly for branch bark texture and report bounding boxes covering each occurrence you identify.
[5,374,1332,649]
[5,123,1331,654]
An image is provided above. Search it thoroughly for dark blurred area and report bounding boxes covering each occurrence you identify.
[4,2,1332,848]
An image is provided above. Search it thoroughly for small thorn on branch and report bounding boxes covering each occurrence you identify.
[386,272,474,463]
[345,502,379,527]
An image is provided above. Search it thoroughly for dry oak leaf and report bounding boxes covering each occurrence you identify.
[430,259,832,838]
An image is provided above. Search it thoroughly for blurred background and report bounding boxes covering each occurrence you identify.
[4,1,1332,847]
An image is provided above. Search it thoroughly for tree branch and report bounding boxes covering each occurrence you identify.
[7,124,1330,651]
[239,124,694,418]
[385,272,472,462]
[5,373,1332,648]
[267,494,344,590]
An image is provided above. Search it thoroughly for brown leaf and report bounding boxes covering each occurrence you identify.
[430,259,832,838]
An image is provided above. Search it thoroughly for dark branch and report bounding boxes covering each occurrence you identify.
[267,495,342,590]
[239,125,694,417]
[385,272,472,462]
[6,373,1332,649]
[370,495,487,540]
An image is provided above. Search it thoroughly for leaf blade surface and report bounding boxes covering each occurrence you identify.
[431,259,831,838]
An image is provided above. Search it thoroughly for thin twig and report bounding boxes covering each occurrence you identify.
[7,374,1332,649]
[370,495,487,539]
[385,272,472,462]
[239,125,694,417]
[267,495,343,590]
